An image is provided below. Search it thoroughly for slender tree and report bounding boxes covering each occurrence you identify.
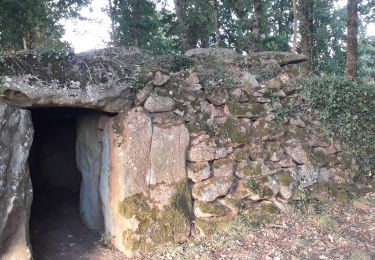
[213,0,221,48]
[298,0,314,70]
[250,0,262,52]
[108,0,117,45]
[173,0,193,51]
[346,0,359,79]
[292,0,298,53]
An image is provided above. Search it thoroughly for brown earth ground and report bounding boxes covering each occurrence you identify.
[30,191,375,260]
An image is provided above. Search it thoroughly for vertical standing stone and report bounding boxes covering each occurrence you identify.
[0,103,33,260]
[76,114,109,231]
[100,108,192,257]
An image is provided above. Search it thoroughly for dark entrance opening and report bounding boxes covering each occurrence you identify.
[28,108,105,260]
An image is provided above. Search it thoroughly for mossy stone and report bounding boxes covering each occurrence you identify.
[226,100,266,118]
[118,181,192,253]
[245,177,273,198]
[195,201,229,217]
[243,163,262,177]
[194,217,232,236]
[301,144,334,166]
[278,171,293,186]
[219,118,250,145]
[234,150,248,161]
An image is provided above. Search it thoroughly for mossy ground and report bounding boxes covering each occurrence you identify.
[150,192,375,260]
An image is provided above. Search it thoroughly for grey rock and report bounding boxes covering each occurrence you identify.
[144,94,176,113]
[152,71,170,86]
[212,158,235,178]
[0,103,33,260]
[192,177,233,202]
[187,140,233,163]
[134,89,151,106]
[285,145,309,164]
[187,162,211,183]
[247,51,308,66]
[185,48,240,64]
[76,115,106,231]
[241,72,260,89]
[100,108,191,256]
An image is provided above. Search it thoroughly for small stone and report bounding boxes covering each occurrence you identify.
[191,84,202,91]
[134,89,151,106]
[256,97,271,103]
[144,94,176,113]
[241,72,260,89]
[253,91,264,97]
[212,158,235,178]
[298,164,320,188]
[290,116,306,128]
[273,90,286,97]
[152,71,170,86]
[192,177,233,202]
[270,152,281,162]
[185,71,200,85]
[276,158,296,168]
[265,114,276,122]
[206,89,228,106]
[285,145,309,164]
[264,79,282,90]
[173,109,185,117]
[190,134,210,146]
[194,201,230,218]
[230,88,249,103]
[187,140,233,163]
[187,162,211,183]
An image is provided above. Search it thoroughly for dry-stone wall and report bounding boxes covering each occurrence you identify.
[0,48,357,258]
[129,48,357,237]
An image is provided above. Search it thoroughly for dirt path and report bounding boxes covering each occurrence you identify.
[29,190,375,260]
[29,189,125,260]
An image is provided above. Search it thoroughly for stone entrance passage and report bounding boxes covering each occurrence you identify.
[28,108,108,260]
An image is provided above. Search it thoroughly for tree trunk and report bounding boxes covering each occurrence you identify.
[213,0,221,48]
[346,0,359,79]
[298,0,314,70]
[108,0,116,45]
[174,0,195,51]
[292,0,298,53]
[22,37,28,51]
[250,0,262,52]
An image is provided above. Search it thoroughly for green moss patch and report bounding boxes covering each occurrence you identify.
[218,118,250,145]
[118,181,192,252]
[226,100,265,118]
[195,218,232,236]
[245,177,273,198]
[278,171,293,186]
[195,201,229,217]
[243,163,262,177]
